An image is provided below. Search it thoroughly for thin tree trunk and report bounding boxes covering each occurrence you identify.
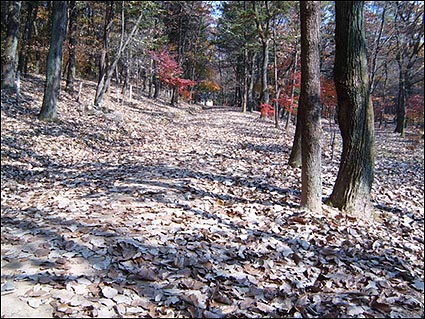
[94,2,114,107]
[242,47,249,113]
[273,32,280,128]
[261,39,270,104]
[394,61,407,137]
[38,1,68,121]
[65,0,77,93]
[94,7,143,107]
[248,52,256,112]
[368,2,387,96]
[286,48,298,129]
[18,1,36,77]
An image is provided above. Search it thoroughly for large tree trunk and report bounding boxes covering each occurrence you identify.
[38,1,68,121]
[299,1,322,212]
[327,1,375,217]
[1,1,21,91]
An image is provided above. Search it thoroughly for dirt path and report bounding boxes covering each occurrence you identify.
[1,75,424,318]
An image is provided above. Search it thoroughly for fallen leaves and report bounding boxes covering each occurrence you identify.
[1,74,424,318]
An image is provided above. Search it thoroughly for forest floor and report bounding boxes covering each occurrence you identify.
[1,73,424,318]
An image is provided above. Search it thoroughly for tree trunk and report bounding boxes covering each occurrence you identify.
[18,1,37,77]
[288,115,302,168]
[171,86,179,106]
[261,39,270,104]
[248,52,256,112]
[1,1,21,91]
[394,62,407,137]
[327,1,375,217]
[299,1,322,212]
[94,6,143,107]
[38,1,68,121]
[242,47,249,113]
[273,31,280,128]
[94,2,114,107]
[286,48,298,129]
[65,0,77,94]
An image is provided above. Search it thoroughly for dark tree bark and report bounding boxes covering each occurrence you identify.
[327,1,375,217]
[248,52,256,112]
[286,47,298,129]
[288,114,302,168]
[94,2,114,107]
[299,1,322,212]
[65,0,78,93]
[392,1,424,136]
[394,62,407,136]
[18,1,38,77]
[1,1,21,91]
[261,38,270,104]
[38,1,68,121]
[288,41,301,168]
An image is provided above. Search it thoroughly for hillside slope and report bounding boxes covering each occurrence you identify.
[1,74,424,318]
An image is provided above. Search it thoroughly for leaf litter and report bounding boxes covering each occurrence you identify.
[1,74,424,318]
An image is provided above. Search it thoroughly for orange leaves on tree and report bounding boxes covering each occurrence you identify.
[198,80,221,93]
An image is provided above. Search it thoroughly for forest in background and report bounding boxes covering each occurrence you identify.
[1,1,424,131]
[1,1,424,318]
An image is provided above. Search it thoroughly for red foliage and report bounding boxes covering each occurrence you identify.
[270,70,301,115]
[273,93,298,115]
[260,103,275,118]
[407,94,424,124]
[149,49,196,99]
[320,77,337,118]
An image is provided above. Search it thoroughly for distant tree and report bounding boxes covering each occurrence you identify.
[94,2,144,107]
[392,1,424,136]
[17,1,38,77]
[38,1,68,121]
[299,1,322,212]
[215,1,257,110]
[327,1,375,217]
[161,1,213,107]
[65,0,78,93]
[252,1,290,105]
[150,48,196,106]
[1,1,21,91]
